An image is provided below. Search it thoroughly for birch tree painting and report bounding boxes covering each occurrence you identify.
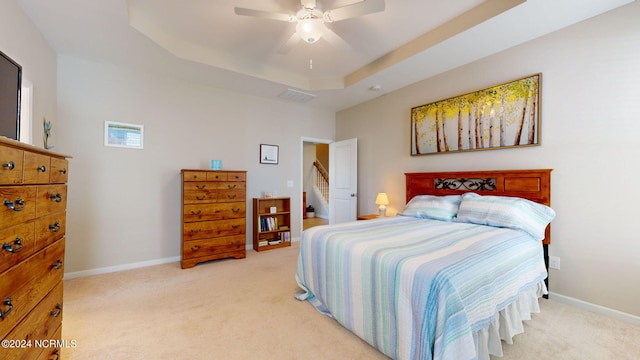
[411,74,540,155]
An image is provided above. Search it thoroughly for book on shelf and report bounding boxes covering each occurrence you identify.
[278,231,291,242]
[259,216,279,232]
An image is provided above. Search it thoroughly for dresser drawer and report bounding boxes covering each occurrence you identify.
[216,188,246,203]
[35,213,66,251]
[49,158,69,184]
[3,282,63,360]
[1,186,37,228]
[23,152,51,185]
[0,222,36,274]
[182,171,207,181]
[37,325,62,360]
[0,146,23,185]
[183,182,217,204]
[183,219,245,241]
[183,202,245,222]
[0,239,64,339]
[206,172,227,181]
[35,185,67,217]
[182,235,245,260]
[226,172,246,181]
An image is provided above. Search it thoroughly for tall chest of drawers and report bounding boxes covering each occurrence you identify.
[181,170,247,269]
[0,137,70,359]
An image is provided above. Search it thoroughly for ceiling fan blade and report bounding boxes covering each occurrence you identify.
[322,27,351,52]
[234,7,292,22]
[325,0,385,22]
[278,32,301,54]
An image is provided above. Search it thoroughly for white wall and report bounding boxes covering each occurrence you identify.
[0,0,56,147]
[336,2,640,317]
[55,56,335,273]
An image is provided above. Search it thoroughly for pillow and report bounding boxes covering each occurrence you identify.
[454,192,556,240]
[398,195,462,221]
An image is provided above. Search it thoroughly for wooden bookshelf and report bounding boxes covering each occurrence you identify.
[252,197,291,251]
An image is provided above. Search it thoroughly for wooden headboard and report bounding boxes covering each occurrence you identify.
[405,169,552,244]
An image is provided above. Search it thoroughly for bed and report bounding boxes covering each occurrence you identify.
[295,169,554,360]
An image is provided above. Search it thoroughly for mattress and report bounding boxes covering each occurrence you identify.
[295,216,548,360]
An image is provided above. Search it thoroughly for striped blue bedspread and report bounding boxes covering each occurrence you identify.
[295,216,547,360]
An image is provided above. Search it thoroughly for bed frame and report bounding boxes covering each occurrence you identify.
[405,169,553,292]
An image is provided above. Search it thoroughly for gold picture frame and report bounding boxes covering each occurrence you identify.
[411,73,541,155]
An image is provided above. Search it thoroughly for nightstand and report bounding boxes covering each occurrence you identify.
[357,214,380,220]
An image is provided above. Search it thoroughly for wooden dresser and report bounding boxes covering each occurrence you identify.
[181,169,247,269]
[0,137,70,359]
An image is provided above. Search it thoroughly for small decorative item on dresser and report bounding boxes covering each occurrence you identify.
[210,160,222,170]
[43,117,53,149]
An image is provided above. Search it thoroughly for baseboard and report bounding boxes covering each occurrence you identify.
[64,256,180,280]
[549,291,640,326]
[66,242,303,280]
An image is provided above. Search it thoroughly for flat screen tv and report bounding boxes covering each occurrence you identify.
[0,50,22,141]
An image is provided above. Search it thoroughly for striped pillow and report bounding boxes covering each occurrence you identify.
[399,195,462,221]
[454,192,556,240]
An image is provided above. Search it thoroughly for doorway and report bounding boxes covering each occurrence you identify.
[301,138,331,231]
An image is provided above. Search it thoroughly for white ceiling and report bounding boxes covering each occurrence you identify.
[16,0,634,112]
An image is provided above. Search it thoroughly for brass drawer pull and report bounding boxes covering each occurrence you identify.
[232,208,240,213]
[37,165,47,172]
[2,238,24,253]
[190,229,201,234]
[50,193,63,202]
[49,221,61,233]
[51,258,63,270]
[227,195,237,199]
[50,303,62,317]
[196,196,205,200]
[231,225,240,229]
[227,184,237,189]
[190,245,201,252]
[0,297,13,319]
[4,198,25,211]
[59,168,67,174]
[190,210,202,215]
[196,185,206,189]
[2,161,15,170]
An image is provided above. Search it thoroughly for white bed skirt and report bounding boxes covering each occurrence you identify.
[474,281,547,359]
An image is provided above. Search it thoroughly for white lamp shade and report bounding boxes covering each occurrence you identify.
[296,18,324,43]
[375,193,389,205]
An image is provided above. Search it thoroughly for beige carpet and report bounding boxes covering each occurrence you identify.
[62,242,640,359]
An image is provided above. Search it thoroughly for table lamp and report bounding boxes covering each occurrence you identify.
[375,192,389,217]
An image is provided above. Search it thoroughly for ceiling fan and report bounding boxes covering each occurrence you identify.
[234,0,385,54]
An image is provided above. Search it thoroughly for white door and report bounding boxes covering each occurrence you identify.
[329,138,357,224]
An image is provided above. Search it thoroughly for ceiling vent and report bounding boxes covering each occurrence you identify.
[278,88,316,103]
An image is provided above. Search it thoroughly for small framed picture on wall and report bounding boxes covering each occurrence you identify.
[260,144,279,164]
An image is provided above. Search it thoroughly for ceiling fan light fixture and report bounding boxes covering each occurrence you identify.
[296,18,324,44]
